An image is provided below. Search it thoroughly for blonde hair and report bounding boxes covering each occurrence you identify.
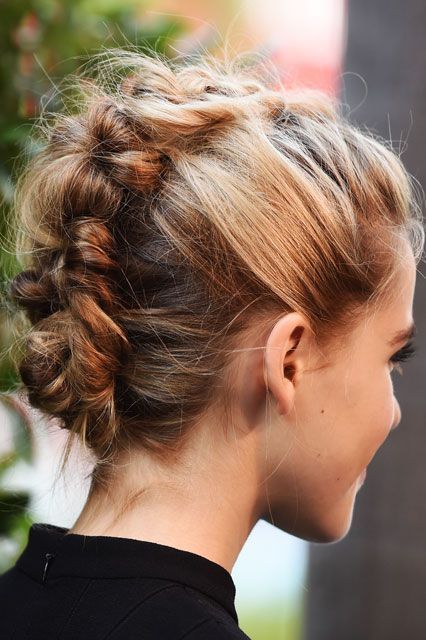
[4,48,424,490]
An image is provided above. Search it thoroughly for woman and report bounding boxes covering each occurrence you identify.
[0,47,423,639]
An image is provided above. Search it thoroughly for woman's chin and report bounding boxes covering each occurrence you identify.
[304,518,353,544]
[310,495,362,544]
[263,491,358,544]
[261,511,354,544]
[261,474,365,543]
[306,494,359,544]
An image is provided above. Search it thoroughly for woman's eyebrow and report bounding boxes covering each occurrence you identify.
[388,320,417,347]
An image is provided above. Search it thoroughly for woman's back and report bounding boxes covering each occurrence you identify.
[0,523,250,639]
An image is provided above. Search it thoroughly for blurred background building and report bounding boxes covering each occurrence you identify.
[304,1,426,638]
[2,1,425,639]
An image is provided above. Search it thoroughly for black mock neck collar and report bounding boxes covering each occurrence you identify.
[15,522,238,623]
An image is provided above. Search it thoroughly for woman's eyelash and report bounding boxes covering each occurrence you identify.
[390,340,417,364]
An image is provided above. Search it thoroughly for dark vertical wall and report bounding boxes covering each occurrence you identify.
[303,2,426,638]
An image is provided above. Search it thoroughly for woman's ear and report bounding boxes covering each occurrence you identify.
[263,312,309,416]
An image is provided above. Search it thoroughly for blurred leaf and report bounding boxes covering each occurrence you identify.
[0,0,187,576]
[0,491,30,535]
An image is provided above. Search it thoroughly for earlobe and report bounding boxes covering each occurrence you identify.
[263,312,306,416]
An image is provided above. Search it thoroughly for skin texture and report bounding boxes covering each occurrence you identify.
[70,239,417,573]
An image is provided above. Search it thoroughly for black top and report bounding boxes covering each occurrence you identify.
[0,522,252,639]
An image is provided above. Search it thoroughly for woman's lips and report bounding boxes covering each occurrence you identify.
[359,467,367,485]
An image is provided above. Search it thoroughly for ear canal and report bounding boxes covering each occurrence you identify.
[284,363,296,382]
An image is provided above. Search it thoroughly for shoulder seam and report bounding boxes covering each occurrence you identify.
[182,584,238,625]
[102,584,181,639]
[179,617,250,639]
[178,617,212,640]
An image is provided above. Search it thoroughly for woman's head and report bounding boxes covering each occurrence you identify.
[4,48,424,544]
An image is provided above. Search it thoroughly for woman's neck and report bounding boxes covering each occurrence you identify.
[68,428,262,573]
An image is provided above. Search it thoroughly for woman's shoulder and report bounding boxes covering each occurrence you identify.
[103,581,253,640]
[174,617,252,640]
[0,563,253,640]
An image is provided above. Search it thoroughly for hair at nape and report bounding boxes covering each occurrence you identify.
[3,46,424,490]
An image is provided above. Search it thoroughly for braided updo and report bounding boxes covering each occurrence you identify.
[4,48,424,485]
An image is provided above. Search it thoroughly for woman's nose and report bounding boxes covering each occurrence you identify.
[391,397,402,431]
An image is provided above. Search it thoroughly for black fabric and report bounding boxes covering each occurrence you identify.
[0,522,252,639]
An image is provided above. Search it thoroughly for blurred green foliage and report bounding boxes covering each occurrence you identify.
[240,600,304,640]
[0,0,186,571]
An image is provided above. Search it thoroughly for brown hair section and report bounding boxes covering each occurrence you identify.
[3,48,424,489]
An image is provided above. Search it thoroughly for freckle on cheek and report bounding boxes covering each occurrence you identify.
[321,409,324,414]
